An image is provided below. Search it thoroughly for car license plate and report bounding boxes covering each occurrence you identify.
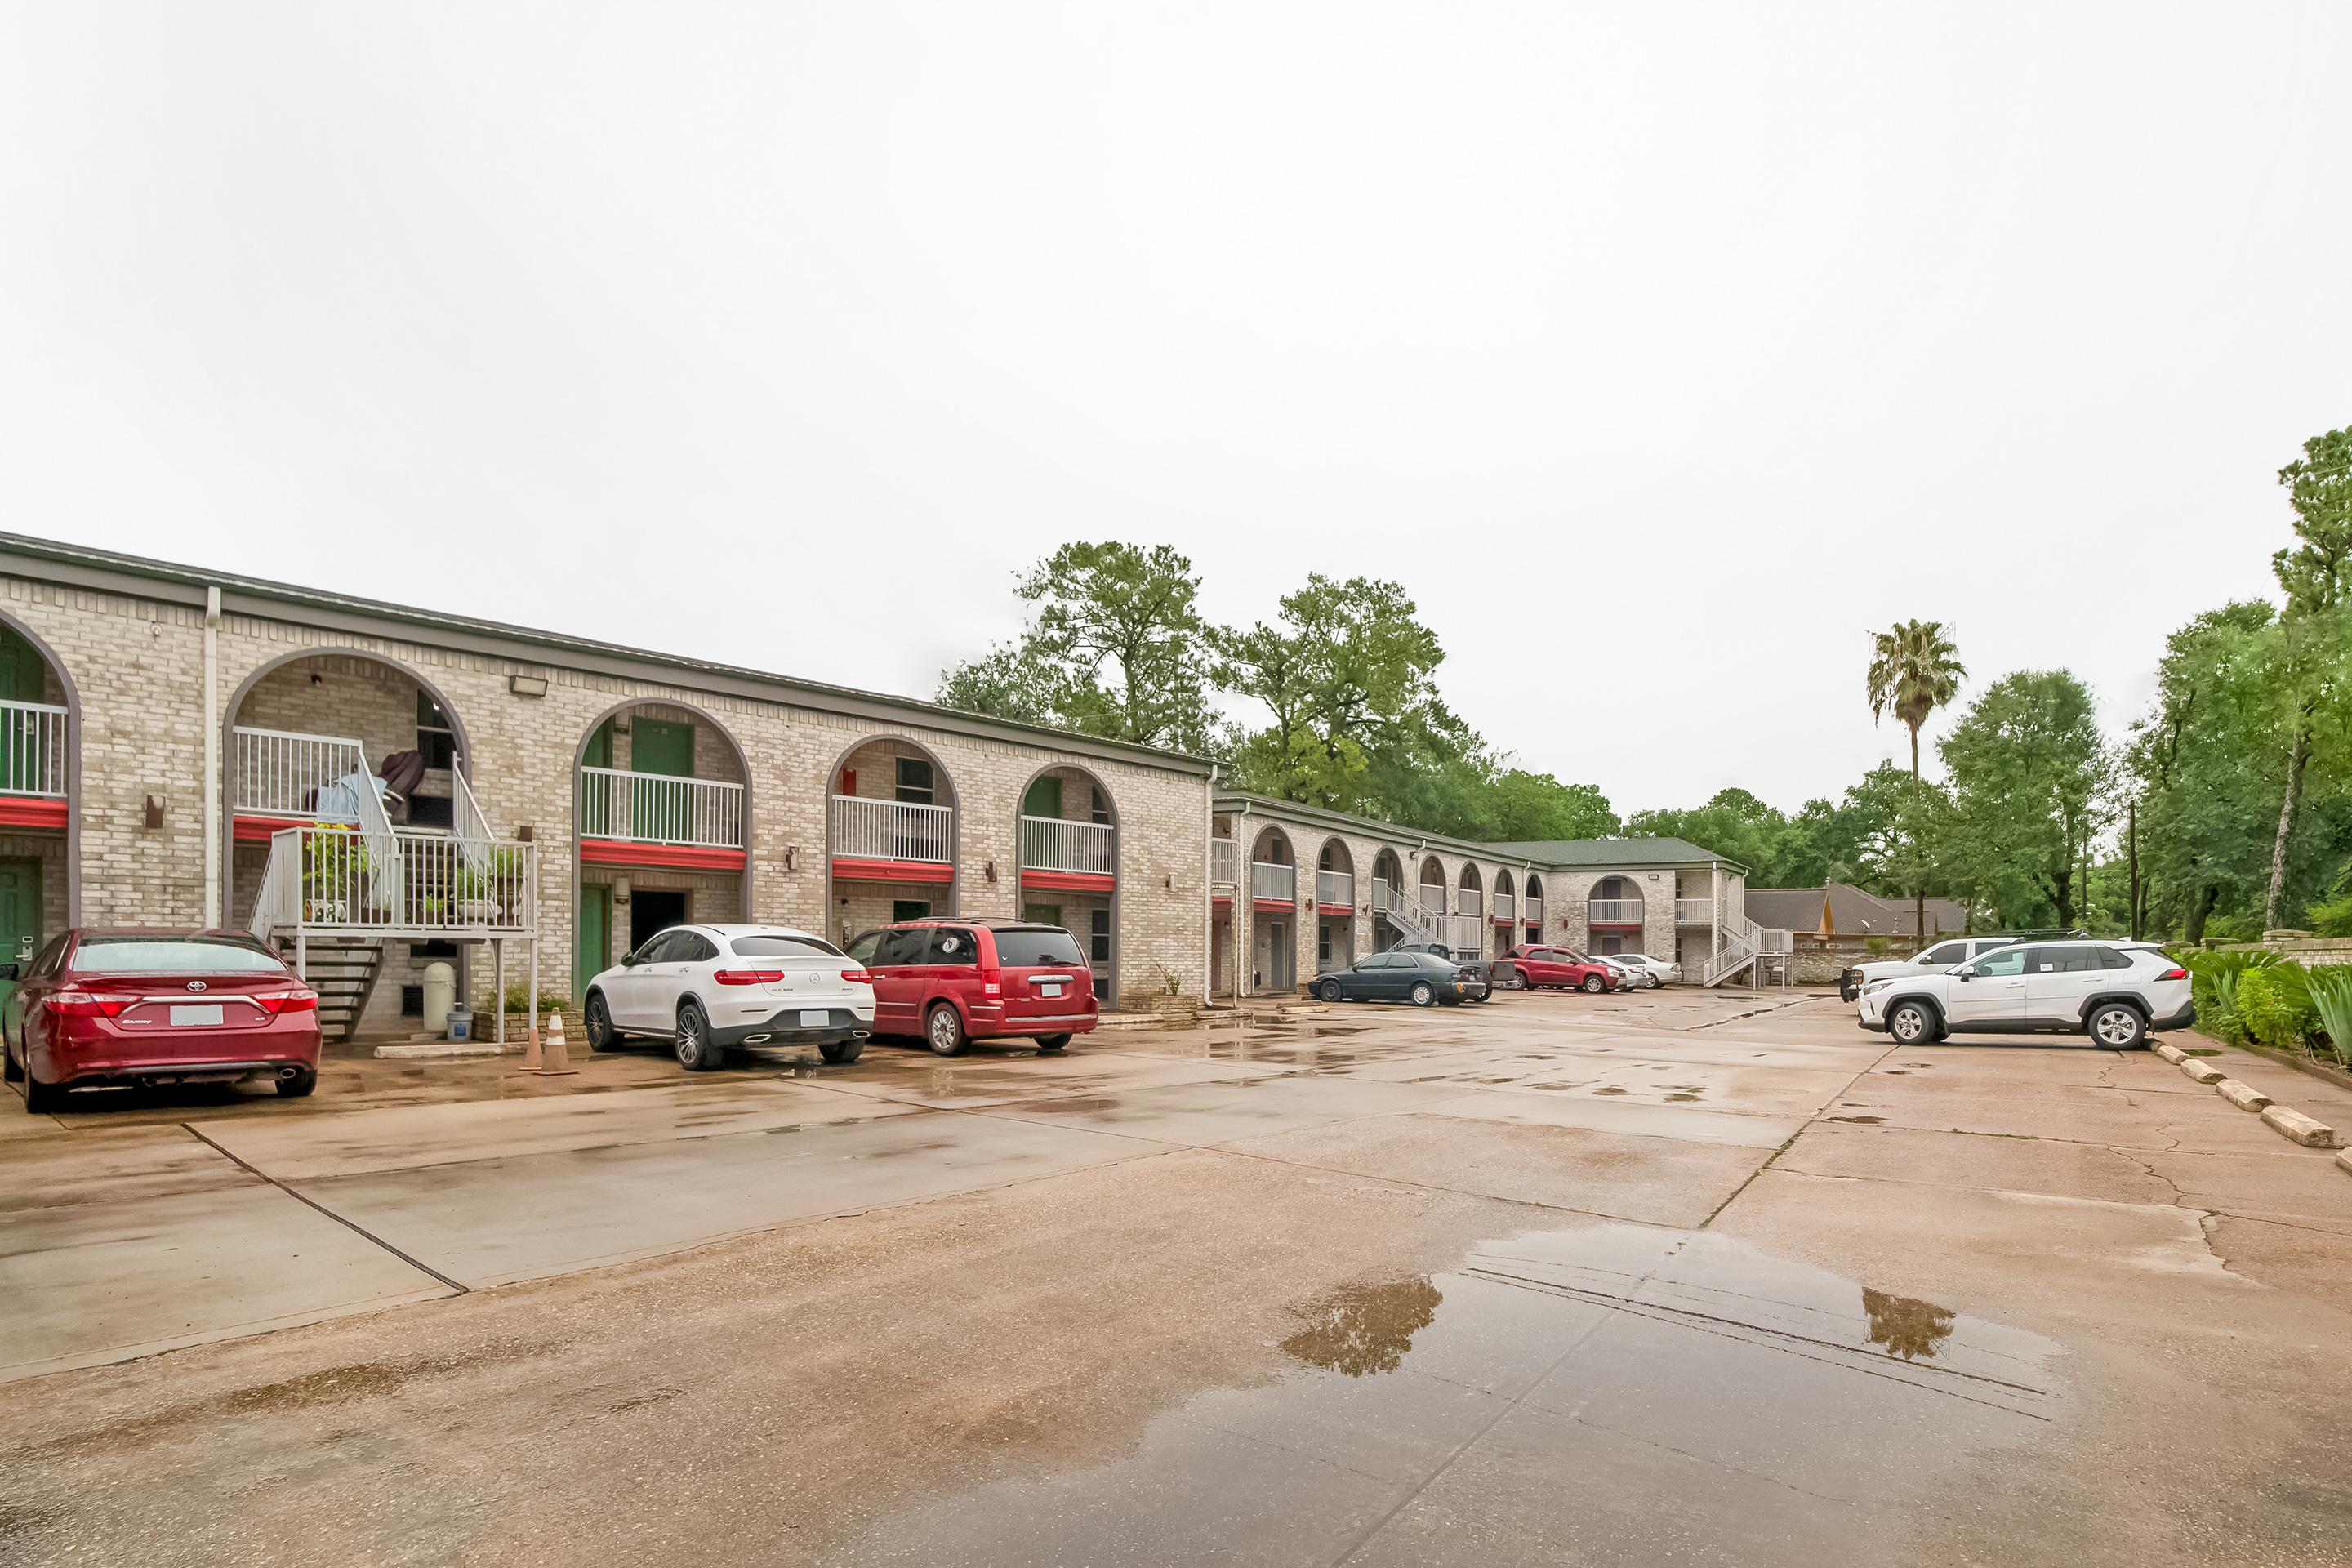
[1036,982,1063,997]
[170,1004,224,1027]
[800,1009,828,1027]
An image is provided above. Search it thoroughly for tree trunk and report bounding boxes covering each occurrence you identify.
[2264,717,2311,932]
[1909,724,1926,941]
[2126,800,2142,942]
[2185,883,2217,947]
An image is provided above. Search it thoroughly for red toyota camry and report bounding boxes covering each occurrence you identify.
[4,929,320,1113]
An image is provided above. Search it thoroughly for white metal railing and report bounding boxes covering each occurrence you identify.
[251,822,537,942]
[1493,891,1516,923]
[583,767,746,849]
[1456,889,1484,919]
[1523,898,1544,927]
[0,700,68,798]
[1448,915,1482,954]
[1369,880,1403,914]
[230,726,364,817]
[1675,898,1715,926]
[1588,898,1647,925]
[1704,914,1766,987]
[1316,869,1354,907]
[1250,861,1296,903]
[1419,884,1447,916]
[1021,815,1116,876]
[831,795,953,864]
[1211,838,1239,887]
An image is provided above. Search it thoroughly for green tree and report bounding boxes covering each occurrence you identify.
[1866,619,1967,937]
[2263,428,2352,929]
[1215,575,1455,812]
[1938,670,2113,929]
[939,542,1217,752]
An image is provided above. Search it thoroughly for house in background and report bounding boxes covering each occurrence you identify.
[1747,883,1968,985]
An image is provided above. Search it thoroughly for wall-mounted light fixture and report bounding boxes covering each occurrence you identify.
[508,673,549,698]
[784,846,797,871]
[515,825,534,842]
[144,794,165,829]
[613,875,631,899]
[985,859,997,883]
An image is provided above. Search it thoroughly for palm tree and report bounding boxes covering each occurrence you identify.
[1867,621,1966,942]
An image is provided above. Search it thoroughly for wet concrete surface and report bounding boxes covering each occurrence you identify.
[5,990,2350,1563]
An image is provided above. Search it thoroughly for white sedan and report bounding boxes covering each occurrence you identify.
[1608,952,1681,987]
[582,923,875,1071]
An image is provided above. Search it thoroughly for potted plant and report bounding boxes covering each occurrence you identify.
[301,826,372,923]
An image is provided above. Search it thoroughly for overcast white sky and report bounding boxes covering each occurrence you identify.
[3,3,2345,814]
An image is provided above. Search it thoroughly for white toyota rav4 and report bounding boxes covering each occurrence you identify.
[1839,935,2029,1002]
[1855,938,2193,1049]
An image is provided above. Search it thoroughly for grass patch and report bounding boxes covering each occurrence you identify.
[2185,1048,2223,1057]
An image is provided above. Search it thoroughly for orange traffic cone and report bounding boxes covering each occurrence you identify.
[534,1009,578,1076]
[519,1010,543,1071]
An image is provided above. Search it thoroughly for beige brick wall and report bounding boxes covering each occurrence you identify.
[0,574,1210,1018]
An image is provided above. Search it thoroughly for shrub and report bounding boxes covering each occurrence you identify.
[2234,967,2311,1051]
[2306,967,2352,1070]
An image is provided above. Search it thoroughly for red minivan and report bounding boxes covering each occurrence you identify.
[5,929,321,1112]
[844,920,1099,1056]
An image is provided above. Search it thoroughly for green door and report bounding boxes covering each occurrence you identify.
[630,719,693,840]
[0,629,50,795]
[1021,775,1062,818]
[0,859,42,1020]
[576,883,611,997]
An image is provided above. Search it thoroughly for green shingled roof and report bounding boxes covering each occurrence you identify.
[1480,838,1742,871]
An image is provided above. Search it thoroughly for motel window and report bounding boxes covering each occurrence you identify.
[895,757,935,804]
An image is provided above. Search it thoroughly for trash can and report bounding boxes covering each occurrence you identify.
[421,961,457,1034]
[447,1002,473,1042]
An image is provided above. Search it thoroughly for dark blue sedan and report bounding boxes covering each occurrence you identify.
[1311,951,1470,1007]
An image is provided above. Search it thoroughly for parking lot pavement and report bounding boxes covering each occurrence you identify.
[5,990,2350,1565]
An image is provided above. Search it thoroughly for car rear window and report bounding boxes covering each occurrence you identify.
[731,934,845,959]
[73,938,288,974]
[991,928,1086,967]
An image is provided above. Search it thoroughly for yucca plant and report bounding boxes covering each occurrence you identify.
[2306,967,2352,1070]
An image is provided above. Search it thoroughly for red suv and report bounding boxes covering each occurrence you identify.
[4,929,321,1112]
[1502,944,1618,994]
[844,920,1099,1056]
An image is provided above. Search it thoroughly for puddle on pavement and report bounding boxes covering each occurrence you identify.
[1829,1115,1886,1124]
[827,1224,2059,1566]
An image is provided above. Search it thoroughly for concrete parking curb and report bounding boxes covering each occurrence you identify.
[2154,1043,2188,1065]
[2339,1150,2352,1178]
[2215,1080,2272,1112]
[2259,1106,2340,1148]
[2179,1058,2226,1085]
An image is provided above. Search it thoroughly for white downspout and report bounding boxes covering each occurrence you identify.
[202,585,221,927]
[1203,765,1218,1007]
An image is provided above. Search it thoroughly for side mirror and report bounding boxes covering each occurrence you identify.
[621,951,644,968]
[1954,969,1973,982]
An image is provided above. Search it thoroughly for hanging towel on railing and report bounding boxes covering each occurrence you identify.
[314,768,386,822]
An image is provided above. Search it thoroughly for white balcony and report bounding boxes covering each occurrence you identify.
[1368,880,1405,915]
[1250,861,1297,904]
[831,795,954,864]
[1522,898,1544,927]
[252,822,537,941]
[1419,885,1447,916]
[1021,815,1116,876]
[1588,898,1647,925]
[1211,837,1238,887]
[1448,915,1482,953]
[1492,891,1516,923]
[0,700,68,799]
[581,767,745,849]
[231,726,368,818]
[1316,869,1354,908]
[1675,898,1716,926]
[1456,889,1484,919]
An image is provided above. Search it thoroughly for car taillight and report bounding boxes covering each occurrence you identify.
[2158,967,2187,981]
[48,990,136,1018]
[255,990,318,1015]
[714,969,786,986]
[981,971,1000,997]
[840,969,874,987]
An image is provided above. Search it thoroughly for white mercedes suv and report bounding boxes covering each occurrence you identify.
[583,924,875,1071]
[1855,939,2192,1049]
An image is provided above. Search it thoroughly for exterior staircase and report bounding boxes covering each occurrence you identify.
[1703,915,1793,987]
[1370,882,1463,955]
[282,937,387,1042]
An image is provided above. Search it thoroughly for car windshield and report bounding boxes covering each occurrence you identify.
[731,934,846,959]
[73,938,287,974]
[992,928,1086,967]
